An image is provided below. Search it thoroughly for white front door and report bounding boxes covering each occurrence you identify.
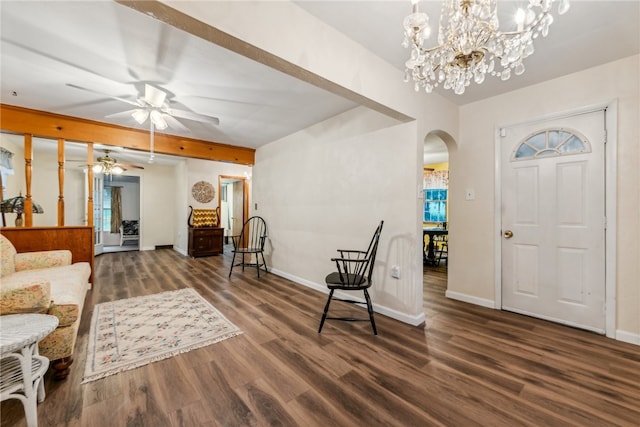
[500,110,606,333]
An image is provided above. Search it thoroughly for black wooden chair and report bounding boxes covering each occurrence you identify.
[318,220,384,335]
[228,216,268,278]
[436,234,448,266]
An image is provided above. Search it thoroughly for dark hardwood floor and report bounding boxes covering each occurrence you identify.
[2,249,639,426]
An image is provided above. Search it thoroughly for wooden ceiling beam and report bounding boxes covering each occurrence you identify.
[0,104,255,165]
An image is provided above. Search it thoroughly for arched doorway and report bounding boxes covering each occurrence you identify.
[422,130,455,305]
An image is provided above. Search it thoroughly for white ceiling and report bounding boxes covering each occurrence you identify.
[1,0,639,166]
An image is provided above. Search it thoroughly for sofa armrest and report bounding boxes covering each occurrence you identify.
[0,278,52,315]
[14,250,72,272]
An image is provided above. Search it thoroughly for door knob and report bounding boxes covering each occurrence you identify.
[503,230,513,239]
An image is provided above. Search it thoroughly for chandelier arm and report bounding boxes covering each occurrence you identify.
[500,12,552,36]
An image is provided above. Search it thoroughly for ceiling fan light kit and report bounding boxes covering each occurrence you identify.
[403,0,570,95]
[91,150,143,175]
[131,109,149,125]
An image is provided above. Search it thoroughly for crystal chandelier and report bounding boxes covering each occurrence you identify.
[402,0,570,95]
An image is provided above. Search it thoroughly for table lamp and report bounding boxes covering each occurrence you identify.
[0,193,44,226]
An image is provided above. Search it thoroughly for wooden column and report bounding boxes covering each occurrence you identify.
[57,138,65,226]
[87,143,94,228]
[24,134,33,227]
[0,172,5,227]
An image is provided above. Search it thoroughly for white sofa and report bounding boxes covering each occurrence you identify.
[0,234,91,379]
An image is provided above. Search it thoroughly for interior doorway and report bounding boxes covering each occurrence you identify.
[219,176,249,248]
[422,130,455,311]
[100,175,141,253]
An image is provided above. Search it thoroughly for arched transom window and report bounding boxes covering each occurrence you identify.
[512,128,591,161]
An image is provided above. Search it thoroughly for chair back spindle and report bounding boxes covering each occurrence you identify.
[228,216,268,278]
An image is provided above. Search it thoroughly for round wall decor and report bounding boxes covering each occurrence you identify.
[191,180,215,203]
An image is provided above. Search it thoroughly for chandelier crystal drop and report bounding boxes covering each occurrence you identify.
[402,0,570,95]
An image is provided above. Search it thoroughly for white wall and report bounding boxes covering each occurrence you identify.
[254,107,426,324]
[451,55,640,342]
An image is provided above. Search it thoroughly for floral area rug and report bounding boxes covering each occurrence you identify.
[82,288,242,384]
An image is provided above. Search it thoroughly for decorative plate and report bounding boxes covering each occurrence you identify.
[191,181,215,203]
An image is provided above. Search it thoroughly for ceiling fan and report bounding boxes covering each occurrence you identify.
[68,83,220,131]
[68,82,220,162]
[92,150,144,175]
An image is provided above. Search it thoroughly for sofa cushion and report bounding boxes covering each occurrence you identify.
[15,250,72,271]
[7,262,91,327]
[0,279,51,315]
[0,234,17,277]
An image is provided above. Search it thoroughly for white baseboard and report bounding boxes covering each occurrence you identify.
[173,247,188,257]
[616,330,640,346]
[445,290,497,309]
[269,268,425,327]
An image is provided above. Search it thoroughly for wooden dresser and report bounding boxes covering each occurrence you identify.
[188,227,224,257]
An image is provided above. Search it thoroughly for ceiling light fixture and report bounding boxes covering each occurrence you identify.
[92,150,124,175]
[402,0,570,95]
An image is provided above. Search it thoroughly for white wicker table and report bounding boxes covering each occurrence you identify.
[1,313,59,427]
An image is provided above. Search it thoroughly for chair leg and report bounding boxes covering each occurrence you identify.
[318,289,335,333]
[260,251,268,274]
[363,289,377,335]
[228,251,237,278]
[256,253,260,278]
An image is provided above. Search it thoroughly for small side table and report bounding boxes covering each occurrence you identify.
[1,313,59,427]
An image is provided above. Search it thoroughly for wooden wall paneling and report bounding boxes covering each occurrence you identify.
[1,226,95,284]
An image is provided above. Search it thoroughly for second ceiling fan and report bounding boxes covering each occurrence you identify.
[92,150,144,175]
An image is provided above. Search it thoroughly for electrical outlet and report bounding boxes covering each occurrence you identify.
[391,265,401,279]
[465,188,475,201]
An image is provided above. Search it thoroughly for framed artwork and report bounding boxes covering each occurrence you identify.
[191,181,215,203]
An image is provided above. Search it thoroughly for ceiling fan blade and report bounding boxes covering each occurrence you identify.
[144,83,167,108]
[117,162,144,170]
[105,109,138,120]
[163,115,190,133]
[168,108,220,126]
[66,83,140,107]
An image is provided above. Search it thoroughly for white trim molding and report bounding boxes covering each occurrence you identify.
[445,290,497,309]
[616,330,640,346]
[270,267,426,327]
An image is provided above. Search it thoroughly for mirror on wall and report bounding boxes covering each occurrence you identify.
[65,141,89,226]
[31,137,58,226]
[0,134,91,227]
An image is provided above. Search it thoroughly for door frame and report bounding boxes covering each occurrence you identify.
[218,175,249,238]
[493,100,617,338]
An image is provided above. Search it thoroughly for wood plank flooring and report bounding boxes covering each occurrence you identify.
[2,249,639,426]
